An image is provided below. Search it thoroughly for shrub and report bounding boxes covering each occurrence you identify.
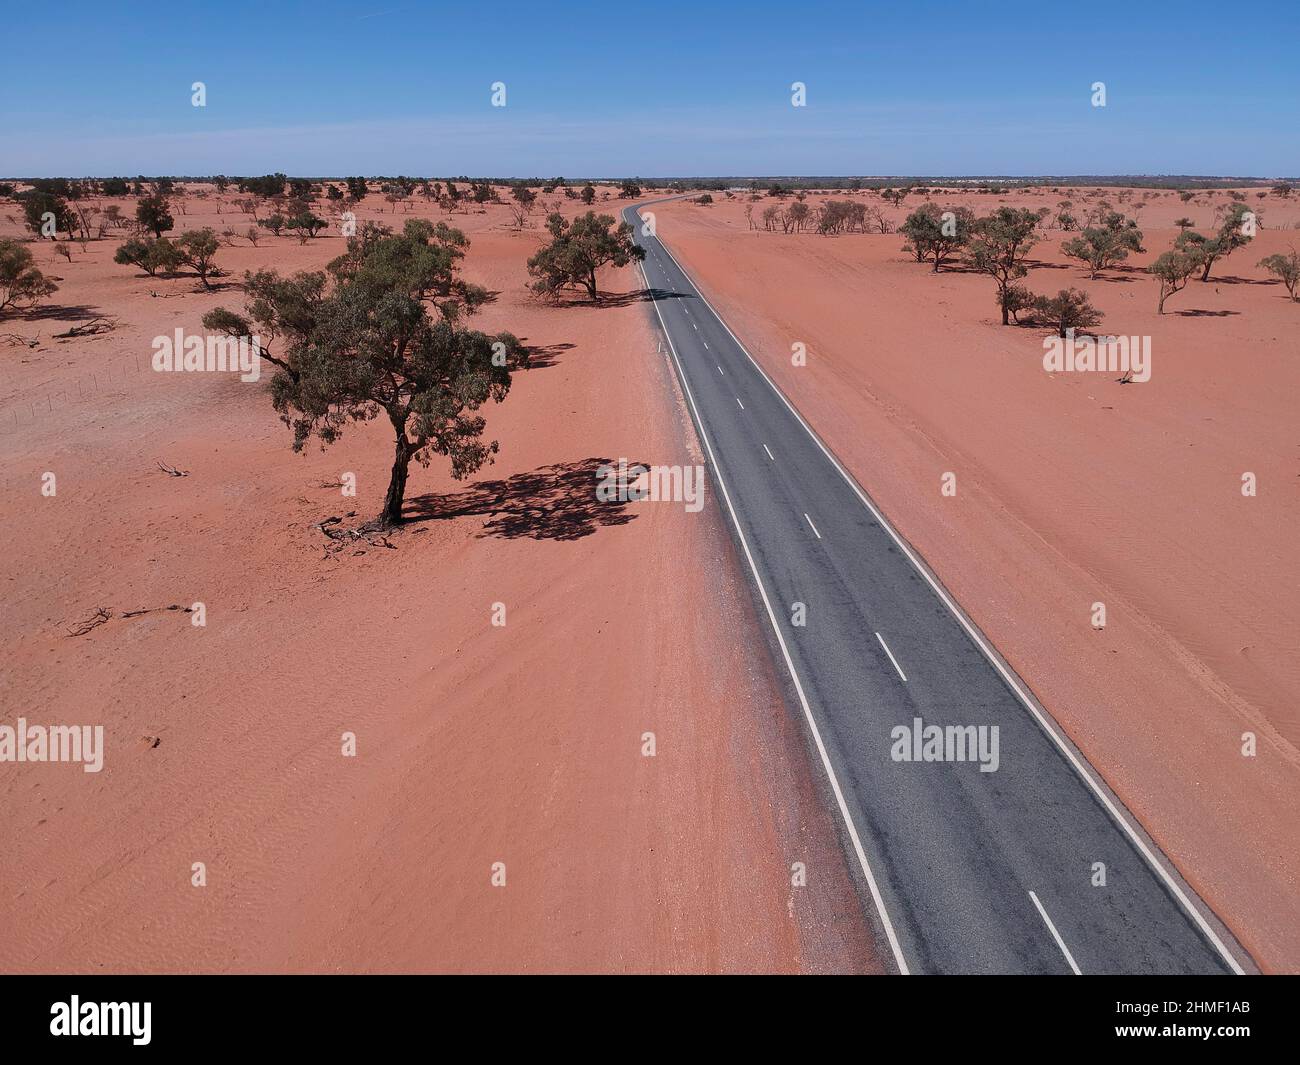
[1032,288,1104,337]
[0,239,58,315]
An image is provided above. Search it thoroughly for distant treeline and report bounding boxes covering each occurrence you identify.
[4,174,1295,193]
[648,175,1296,192]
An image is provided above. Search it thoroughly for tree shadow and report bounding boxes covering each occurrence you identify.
[1175,308,1240,317]
[17,303,104,322]
[522,341,574,369]
[403,457,645,541]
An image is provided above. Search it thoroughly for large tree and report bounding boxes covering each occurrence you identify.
[526,211,645,301]
[967,207,1043,324]
[204,226,522,528]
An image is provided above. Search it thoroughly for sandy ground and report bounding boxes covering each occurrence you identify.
[0,187,877,973]
[650,186,1300,972]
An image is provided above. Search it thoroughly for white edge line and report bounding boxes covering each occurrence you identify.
[875,632,908,682]
[640,206,1246,976]
[1029,891,1082,975]
[636,250,911,976]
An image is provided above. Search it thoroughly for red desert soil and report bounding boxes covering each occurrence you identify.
[0,189,877,973]
[651,187,1300,972]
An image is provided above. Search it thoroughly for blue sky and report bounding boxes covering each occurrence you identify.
[2,0,1296,177]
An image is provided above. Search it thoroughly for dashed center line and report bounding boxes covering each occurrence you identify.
[762,444,774,461]
[717,365,724,375]
[875,632,908,682]
[735,397,745,410]
[803,512,821,539]
[1029,891,1082,975]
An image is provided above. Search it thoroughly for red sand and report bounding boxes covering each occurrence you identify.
[651,187,1300,972]
[0,188,876,973]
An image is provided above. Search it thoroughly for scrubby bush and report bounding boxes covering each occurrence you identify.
[114,236,183,277]
[1032,288,1104,337]
[176,228,221,289]
[0,239,58,315]
[1061,212,1143,278]
[1149,250,1200,313]
[1257,249,1300,301]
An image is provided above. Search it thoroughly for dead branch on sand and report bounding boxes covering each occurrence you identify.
[65,607,111,637]
[64,603,194,636]
[1,333,39,348]
[156,460,189,477]
[53,317,118,340]
[120,604,193,619]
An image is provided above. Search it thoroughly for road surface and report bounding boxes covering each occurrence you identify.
[624,201,1244,975]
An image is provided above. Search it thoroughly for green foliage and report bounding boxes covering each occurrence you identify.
[526,211,645,301]
[1148,249,1199,313]
[1060,212,1143,278]
[286,211,328,241]
[327,219,482,315]
[19,190,76,236]
[1257,249,1300,301]
[898,203,975,271]
[238,173,288,197]
[113,236,183,277]
[100,178,130,196]
[580,184,596,205]
[176,228,221,288]
[259,213,287,236]
[620,180,642,199]
[0,239,58,316]
[1174,202,1256,281]
[1032,288,1104,337]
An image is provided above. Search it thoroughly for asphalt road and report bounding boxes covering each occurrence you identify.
[624,202,1244,975]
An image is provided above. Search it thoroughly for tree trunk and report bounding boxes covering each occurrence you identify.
[379,434,413,529]
[587,269,598,301]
